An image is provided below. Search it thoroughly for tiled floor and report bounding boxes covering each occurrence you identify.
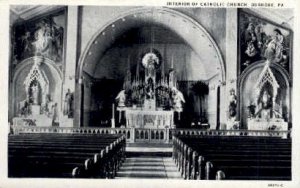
[116,156,182,179]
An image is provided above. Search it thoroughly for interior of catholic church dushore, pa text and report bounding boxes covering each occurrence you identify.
[8,5,293,180]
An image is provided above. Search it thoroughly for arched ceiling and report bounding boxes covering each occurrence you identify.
[92,25,209,80]
[79,7,225,81]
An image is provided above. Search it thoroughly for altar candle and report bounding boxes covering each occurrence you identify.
[112,103,115,119]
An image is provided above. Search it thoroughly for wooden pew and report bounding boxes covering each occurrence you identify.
[8,133,126,178]
[173,135,291,180]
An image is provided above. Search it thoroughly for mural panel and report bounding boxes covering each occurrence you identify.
[12,8,66,69]
[238,10,292,74]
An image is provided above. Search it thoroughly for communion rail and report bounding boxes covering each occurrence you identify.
[11,125,291,143]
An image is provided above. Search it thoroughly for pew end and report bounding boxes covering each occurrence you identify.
[216,170,226,180]
[72,167,81,178]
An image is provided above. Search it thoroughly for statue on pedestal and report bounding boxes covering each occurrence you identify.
[115,90,126,108]
[145,78,154,100]
[19,99,30,117]
[228,89,237,120]
[52,103,59,126]
[45,94,54,117]
[247,102,256,118]
[63,89,74,118]
[172,87,185,112]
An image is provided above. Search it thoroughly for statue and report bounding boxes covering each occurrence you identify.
[115,90,126,107]
[247,102,256,118]
[145,78,154,99]
[228,89,237,119]
[172,87,185,112]
[63,89,74,118]
[256,90,272,120]
[30,83,39,105]
[51,103,59,126]
[142,52,159,70]
[19,99,30,117]
[45,94,54,117]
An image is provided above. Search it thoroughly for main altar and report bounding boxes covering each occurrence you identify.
[125,109,174,128]
[114,51,185,129]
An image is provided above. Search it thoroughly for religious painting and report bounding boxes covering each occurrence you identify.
[12,7,66,69]
[238,10,292,74]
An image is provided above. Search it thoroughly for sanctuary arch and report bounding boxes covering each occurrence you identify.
[75,7,226,128]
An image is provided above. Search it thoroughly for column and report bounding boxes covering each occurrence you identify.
[64,6,79,126]
[224,9,238,127]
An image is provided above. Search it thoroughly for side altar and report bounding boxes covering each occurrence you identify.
[246,61,288,131]
[248,118,288,131]
[114,51,185,129]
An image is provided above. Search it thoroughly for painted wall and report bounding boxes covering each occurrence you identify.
[79,6,138,56]
[174,8,226,62]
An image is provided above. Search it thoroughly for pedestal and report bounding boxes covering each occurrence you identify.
[111,118,115,128]
[226,119,240,130]
[31,105,40,115]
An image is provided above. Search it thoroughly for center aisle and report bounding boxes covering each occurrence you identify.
[116,156,181,179]
[115,143,182,179]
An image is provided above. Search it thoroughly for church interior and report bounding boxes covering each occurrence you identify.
[8,6,293,180]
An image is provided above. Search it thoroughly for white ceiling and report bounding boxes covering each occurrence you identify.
[10,6,294,27]
[247,8,294,29]
[10,5,64,25]
[9,6,294,31]
[10,5,37,14]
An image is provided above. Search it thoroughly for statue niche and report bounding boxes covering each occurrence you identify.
[247,61,288,131]
[21,59,50,116]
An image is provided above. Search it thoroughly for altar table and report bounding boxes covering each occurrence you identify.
[125,109,174,129]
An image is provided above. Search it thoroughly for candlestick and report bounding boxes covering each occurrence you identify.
[171,53,174,69]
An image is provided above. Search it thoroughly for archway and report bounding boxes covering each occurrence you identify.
[238,60,291,129]
[75,7,226,127]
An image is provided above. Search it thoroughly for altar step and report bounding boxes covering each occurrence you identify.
[126,142,173,157]
[127,142,172,147]
[115,156,182,179]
